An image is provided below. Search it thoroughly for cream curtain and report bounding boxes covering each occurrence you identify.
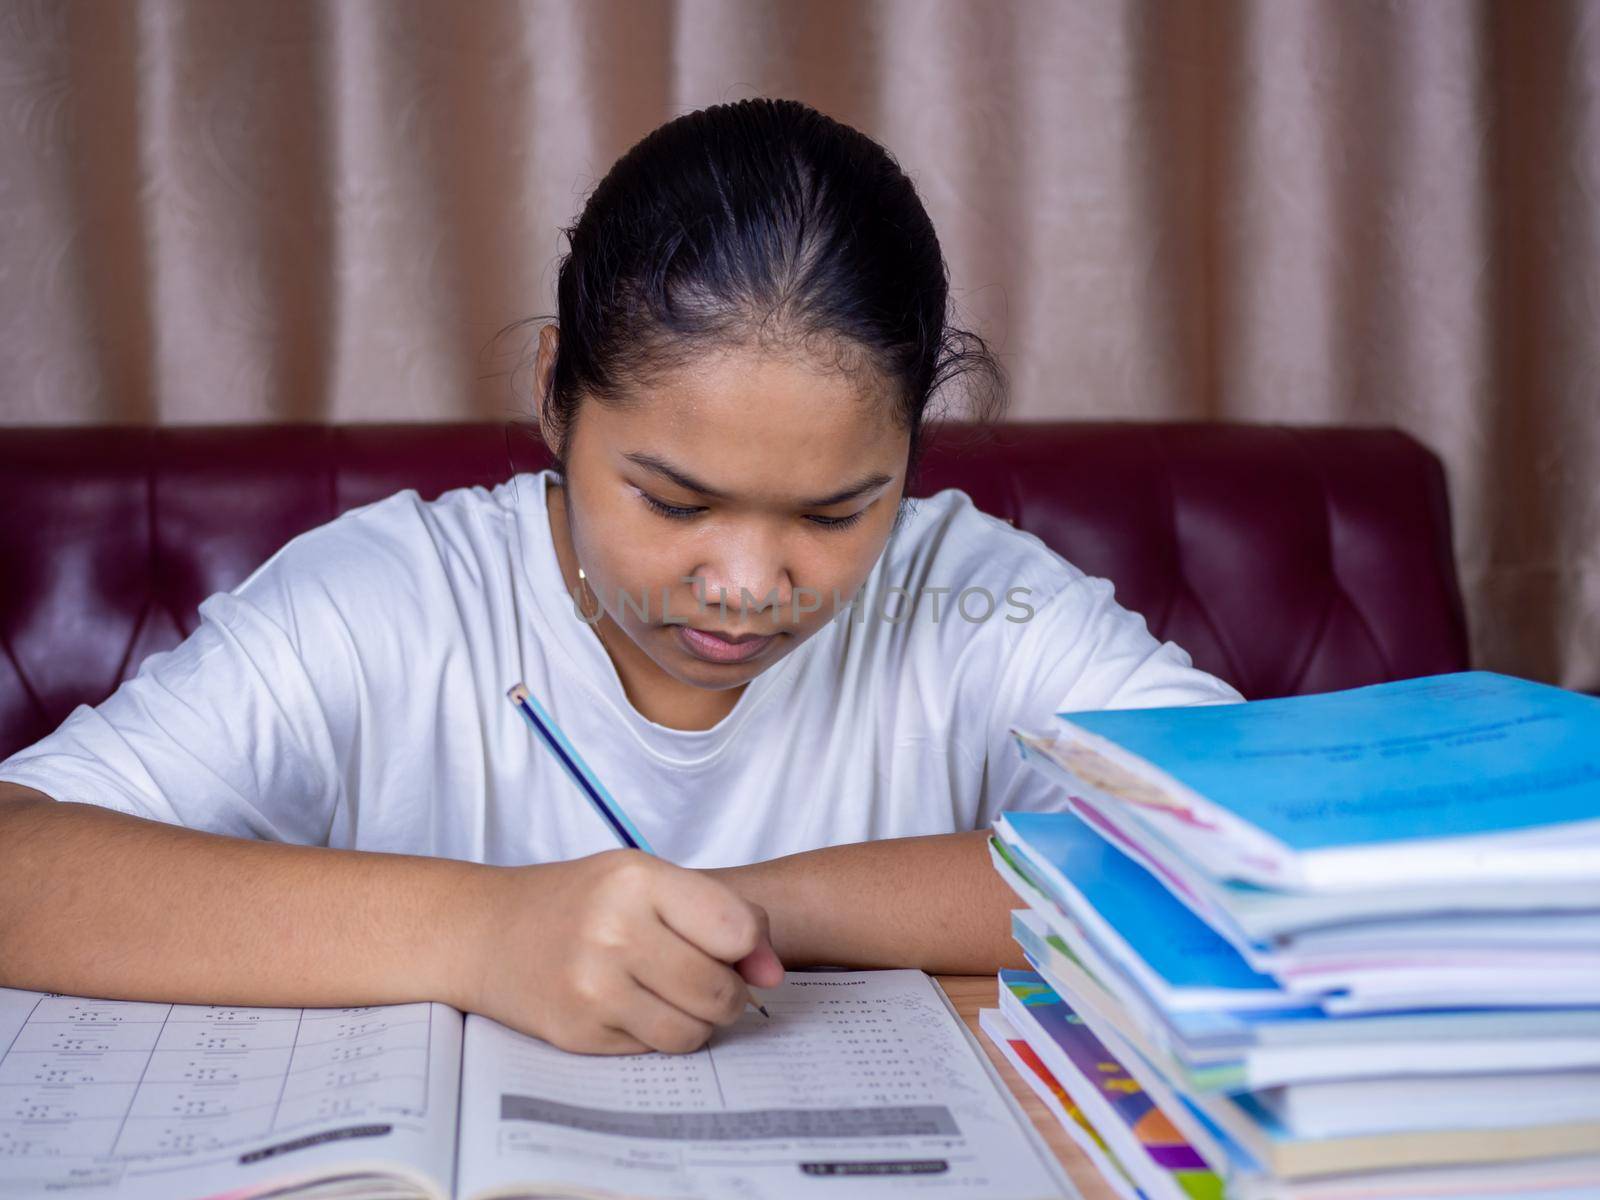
[0,0,1596,689]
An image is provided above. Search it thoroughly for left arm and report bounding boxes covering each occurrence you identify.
[714,576,1242,976]
[720,579,1241,979]
[710,830,1029,975]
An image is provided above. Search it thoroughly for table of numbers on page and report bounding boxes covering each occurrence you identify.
[0,989,436,1165]
[454,970,1072,1200]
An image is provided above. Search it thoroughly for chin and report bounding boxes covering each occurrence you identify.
[683,640,775,675]
[667,657,761,690]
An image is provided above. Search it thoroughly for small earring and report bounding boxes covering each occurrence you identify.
[575,565,604,623]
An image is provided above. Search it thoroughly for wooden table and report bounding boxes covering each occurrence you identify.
[937,974,1115,1200]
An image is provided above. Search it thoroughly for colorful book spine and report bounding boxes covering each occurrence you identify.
[997,970,1224,1200]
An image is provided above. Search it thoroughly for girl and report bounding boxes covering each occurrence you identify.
[0,99,1240,1056]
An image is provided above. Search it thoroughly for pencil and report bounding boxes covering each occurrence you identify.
[506,683,772,1019]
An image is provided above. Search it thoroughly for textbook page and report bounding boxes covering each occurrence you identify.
[0,987,463,1200]
[455,969,1073,1200]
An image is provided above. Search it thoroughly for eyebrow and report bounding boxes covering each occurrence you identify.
[623,451,895,509]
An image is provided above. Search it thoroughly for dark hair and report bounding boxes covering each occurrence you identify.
[497,97,1006,496]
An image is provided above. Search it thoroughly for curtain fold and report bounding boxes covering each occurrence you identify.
[0,0,1595,688]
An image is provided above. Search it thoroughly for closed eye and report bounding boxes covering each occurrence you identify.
[807,510,866,530]
[640,493,703,521]
[639,491,867,531]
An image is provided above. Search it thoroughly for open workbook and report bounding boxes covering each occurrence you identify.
[0,970,1070,1200]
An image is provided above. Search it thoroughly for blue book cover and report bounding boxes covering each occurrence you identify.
[1000,811,1286,1002]
[1059,671,1600,852]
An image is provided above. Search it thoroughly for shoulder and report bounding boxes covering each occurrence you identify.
[218,475,536,643]
[879,487,1086,620]
[818,487,1090,689]
[260,475,527,576]
[865,487,1240,708]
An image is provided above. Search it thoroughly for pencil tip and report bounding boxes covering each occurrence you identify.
[758,1004,771,1018]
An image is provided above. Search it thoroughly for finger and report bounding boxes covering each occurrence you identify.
[649,870,766,966]
[734,905,786,989]
[628,926,751,1027]
[735,940,785,990]
[611,977,718,1055]
[567,1024,653,1056]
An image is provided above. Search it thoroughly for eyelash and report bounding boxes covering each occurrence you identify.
[639,493,866,531]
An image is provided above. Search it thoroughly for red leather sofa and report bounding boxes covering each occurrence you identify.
[0,421,1470,761]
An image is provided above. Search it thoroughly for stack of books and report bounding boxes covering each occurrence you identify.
[979,670,1600,1200]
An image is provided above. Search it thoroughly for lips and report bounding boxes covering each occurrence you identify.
[674,625,776,664]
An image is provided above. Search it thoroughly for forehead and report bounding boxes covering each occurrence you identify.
[586,345,909,487]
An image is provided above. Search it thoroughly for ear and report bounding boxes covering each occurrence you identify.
[532,324,561,451]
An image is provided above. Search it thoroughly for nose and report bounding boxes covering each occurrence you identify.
[693,532,793,621]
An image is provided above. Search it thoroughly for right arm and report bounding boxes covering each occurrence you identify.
[0,780,492,1012]
[0,507,777,1053]
[0,782,779,1054]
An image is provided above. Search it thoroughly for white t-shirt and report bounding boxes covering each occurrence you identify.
[0,471,1242,867]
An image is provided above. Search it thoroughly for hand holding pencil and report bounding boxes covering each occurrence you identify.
[459,846,783,1055]
[501,683,782,1049]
